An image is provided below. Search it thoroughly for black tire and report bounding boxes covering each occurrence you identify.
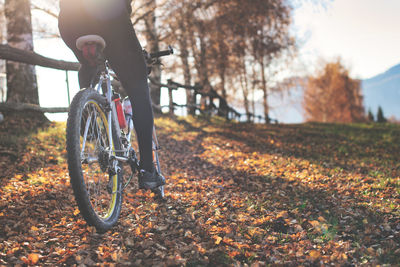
[66,88,122,233]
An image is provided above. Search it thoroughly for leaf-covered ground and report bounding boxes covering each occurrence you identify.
[1,115,399,266]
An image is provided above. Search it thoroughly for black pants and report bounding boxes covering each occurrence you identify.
[59,5,154,172]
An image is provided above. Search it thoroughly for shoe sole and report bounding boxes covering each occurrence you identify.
[139,180,166,190]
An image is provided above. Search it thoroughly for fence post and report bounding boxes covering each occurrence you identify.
[65,70,71,106]
[167,80,174,115]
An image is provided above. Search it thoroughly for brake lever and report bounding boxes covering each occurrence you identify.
[143,49,152,65]
[168,45,174,55]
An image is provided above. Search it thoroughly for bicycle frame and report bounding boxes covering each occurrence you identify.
[67,35,172,231]
[81,62,136,178]
[80,45,172,195]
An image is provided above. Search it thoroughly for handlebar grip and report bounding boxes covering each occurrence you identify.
[150,46,174,58]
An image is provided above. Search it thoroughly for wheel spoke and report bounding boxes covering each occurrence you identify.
[80,113,92,159]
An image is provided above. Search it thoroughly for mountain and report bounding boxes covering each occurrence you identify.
[362,64,400,120]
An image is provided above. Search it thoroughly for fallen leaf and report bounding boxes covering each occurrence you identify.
[309,250,321,260]
[214,236,222,245]
[28,253,40,265]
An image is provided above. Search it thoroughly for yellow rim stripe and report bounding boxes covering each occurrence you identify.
[87,101,117,220]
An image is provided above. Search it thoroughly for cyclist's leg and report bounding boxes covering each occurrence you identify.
[100,14,154,173]
[58,11,97,88]
[59,7,156,175]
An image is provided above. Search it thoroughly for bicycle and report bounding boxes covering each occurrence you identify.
[66,34,173,233]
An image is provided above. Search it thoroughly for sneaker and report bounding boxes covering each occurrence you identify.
[138,168,166,190]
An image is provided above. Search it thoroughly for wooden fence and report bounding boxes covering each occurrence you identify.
[0,44,274,123]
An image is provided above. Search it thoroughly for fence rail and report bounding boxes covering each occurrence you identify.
[0,44,274,123]
[0,102,68,113]
[0,44,79,71]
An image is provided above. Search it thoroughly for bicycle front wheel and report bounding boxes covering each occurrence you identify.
[66,89,122,232]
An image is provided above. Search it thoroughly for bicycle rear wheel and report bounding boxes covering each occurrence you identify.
[66,89,122,233]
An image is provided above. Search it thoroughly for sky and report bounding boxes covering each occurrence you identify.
[31,0,400,122]
[293,0,400,79]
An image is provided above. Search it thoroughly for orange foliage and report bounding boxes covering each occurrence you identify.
[304,59,365,122]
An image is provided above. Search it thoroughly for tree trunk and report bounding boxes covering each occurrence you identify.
[0,7,6,102]
[217,72,229,118]
[216,45,228,118]
[180,45,195,115]
[143,0,161,108]
[260,57,270,123]
[215,23,229,118]
[5,0,39,105]
[192,22,209,113]
[200,53,208,112]
[178,9,195,115]
[239,57,250,122]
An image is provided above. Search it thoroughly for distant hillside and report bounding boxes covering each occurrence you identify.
[362,64,400,120]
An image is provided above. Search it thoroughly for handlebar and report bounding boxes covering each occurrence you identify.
[149,45,174,59]
[143,46,173,74]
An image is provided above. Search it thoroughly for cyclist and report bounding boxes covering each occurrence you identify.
[58,0,165,190]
